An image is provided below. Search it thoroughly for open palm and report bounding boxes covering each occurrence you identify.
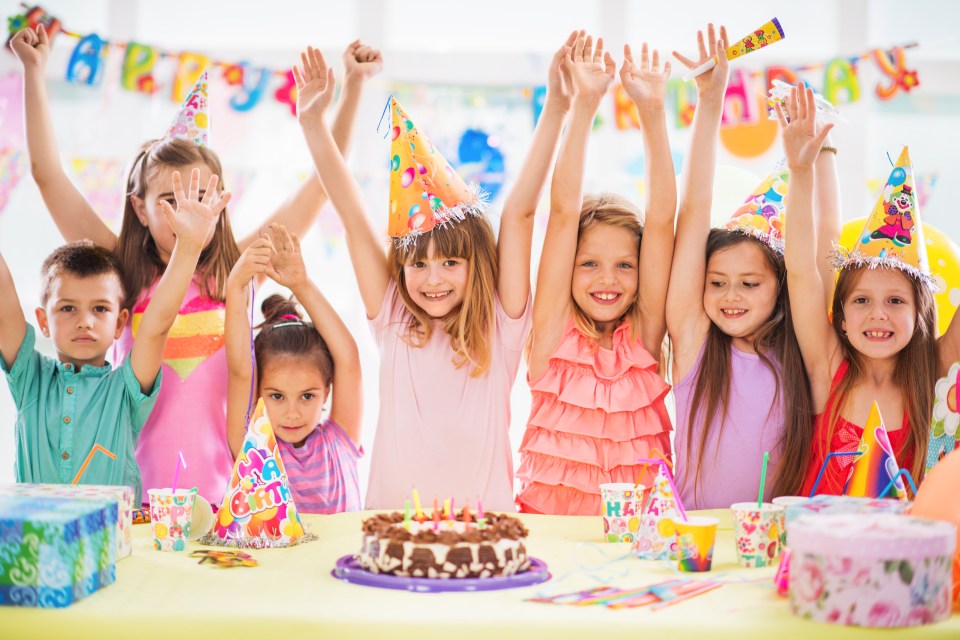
[265,225,307,289]
[294,46,335,125]
[621,43,670,111]
[567,34,616,102]
[160,170,230,252]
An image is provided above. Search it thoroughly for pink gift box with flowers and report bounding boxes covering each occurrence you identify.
[789,513,956,628]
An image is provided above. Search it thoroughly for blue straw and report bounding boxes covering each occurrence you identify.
[808,451,863,497]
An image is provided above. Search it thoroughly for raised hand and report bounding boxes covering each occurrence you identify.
[776,84,834,172]
[9,24,50,70]
[159,169,231,253]
[264,224,308,290]
[545,30,579,112]
[567,32,616,104]
[620,42,670,113]
[228,236,274,289]
[343,39,383,83]
[672,24,729,100]
[293,46,336,126]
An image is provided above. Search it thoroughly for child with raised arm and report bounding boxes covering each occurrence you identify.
[780,85,957,494]
[517,33,676,515]
[10,24,381,504]
[294,33,576,510]
[667,25,814,509]
[224,225,362,513]
[0,170,228,499]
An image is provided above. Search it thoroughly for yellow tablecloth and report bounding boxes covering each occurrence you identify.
[2,509,958,639]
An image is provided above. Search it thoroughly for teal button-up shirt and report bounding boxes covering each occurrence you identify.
[2,324,160,499]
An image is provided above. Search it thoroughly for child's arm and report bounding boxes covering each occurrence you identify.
[529,34,616,380]
[129,170,230,394]
[266,225,363,444]
[237,41,382,251]
[780,86,838,407]
[666,25,728,379]
[814,128,841,310]
[0,250,27,371]
[10,26,117,249]
[497,31,576,319]
[620,42,676,356]
[295,46,390,319]
[224,237,274,457]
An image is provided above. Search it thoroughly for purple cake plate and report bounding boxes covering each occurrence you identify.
[331,555,551,593]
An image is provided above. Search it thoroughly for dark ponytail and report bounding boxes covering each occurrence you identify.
[254,294,334,390]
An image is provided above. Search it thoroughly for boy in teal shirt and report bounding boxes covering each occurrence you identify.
[0,169,231,499]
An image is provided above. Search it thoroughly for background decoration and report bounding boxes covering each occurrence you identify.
[68,157,126,229]
[456,128,504,203]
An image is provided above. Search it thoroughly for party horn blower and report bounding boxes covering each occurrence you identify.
[683,18,785,80]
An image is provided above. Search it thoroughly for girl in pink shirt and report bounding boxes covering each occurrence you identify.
[518,33,676,515]
[12,24,381,504]
[295,35,577,510]
[225,225,362,514]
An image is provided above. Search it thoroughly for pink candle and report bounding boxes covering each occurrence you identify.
[477,499,484,519]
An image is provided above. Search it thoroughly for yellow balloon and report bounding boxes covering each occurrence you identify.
[839,218,960,336]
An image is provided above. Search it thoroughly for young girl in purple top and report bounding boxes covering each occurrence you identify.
[666,25,837,508]
[224,225,363,514]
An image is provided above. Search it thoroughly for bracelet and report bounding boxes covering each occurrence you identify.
[820,145,838,156]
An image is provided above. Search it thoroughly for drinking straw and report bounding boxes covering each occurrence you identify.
[71,444,116,484]
[651,582,722,611]
[878,468,918,500]
[807,451,863,497]
[757,451,770,508]
[171,450,187,493]
[635,447,672,486]
[636,457,687,521]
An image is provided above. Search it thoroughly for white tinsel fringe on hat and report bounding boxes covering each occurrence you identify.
[831,245,939,293]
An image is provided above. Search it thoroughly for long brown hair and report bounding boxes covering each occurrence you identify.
[824,266,937,486]
[387,214,498,377]
[255,294,334,394]
[686,230,814,501]
[116,138,241,309]
[572,193,644,343]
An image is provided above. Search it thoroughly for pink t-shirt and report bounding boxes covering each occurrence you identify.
[113,278,234,505]
[366,281,531,511]
[277,418,363,514]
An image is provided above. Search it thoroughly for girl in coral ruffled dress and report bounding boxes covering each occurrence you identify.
[517,33,676,515]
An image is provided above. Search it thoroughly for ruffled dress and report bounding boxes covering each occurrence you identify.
[516,317,672,515]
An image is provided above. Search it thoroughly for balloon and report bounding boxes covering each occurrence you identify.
[840,218,960,336]
[910,446,960,610]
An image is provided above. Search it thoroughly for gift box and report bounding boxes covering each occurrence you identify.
[789,513,957,627]
[0,495,118,608]
[785,494,910,528]
[0,483,134,559]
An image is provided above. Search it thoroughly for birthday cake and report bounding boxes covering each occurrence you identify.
[357,511,530,578]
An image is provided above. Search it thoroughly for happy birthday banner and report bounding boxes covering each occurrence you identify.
[7,4,299,114]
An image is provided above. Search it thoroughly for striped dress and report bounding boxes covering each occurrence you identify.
[276,419,362,514]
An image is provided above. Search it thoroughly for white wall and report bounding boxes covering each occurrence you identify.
[1,0,959,499]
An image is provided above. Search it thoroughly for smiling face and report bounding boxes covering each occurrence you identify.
[131,161,217,264]
[571,223,639,334]
[259,356,330,446]
[838,268,916,362]
[35,272,128,370]
[401,239,469,319]
[702,240,780,353]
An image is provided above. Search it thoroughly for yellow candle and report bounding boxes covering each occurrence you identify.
[443,498,451,519]
[412,488,424,518]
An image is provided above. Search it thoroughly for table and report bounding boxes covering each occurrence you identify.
[3,509,958,639]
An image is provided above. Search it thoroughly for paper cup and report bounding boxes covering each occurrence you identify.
[660,515,719,572]
[600,483,645,542]
[731,502,786,568]
[148,489,213,551]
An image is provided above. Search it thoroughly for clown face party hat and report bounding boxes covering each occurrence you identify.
[386,97,484,243]
[165,70,209,147]
[834,147,934,290]
[725,160,789,253]
[202,399,309,548]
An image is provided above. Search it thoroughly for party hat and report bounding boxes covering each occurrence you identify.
[201,399,309,548]
[834,147,934,290]
[633,464,680,560]
[165,71,209,147]
[386,97,485,243]
[844,401,906,499]
[725,160,789,253]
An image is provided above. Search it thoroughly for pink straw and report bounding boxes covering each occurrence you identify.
[636,457,687,521]
[171,450,187,493]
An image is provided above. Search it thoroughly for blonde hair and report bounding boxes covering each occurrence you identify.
[826,265,937,486]
[116,138,240,309]
[388,215,498,377]
[572,193,644,343]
